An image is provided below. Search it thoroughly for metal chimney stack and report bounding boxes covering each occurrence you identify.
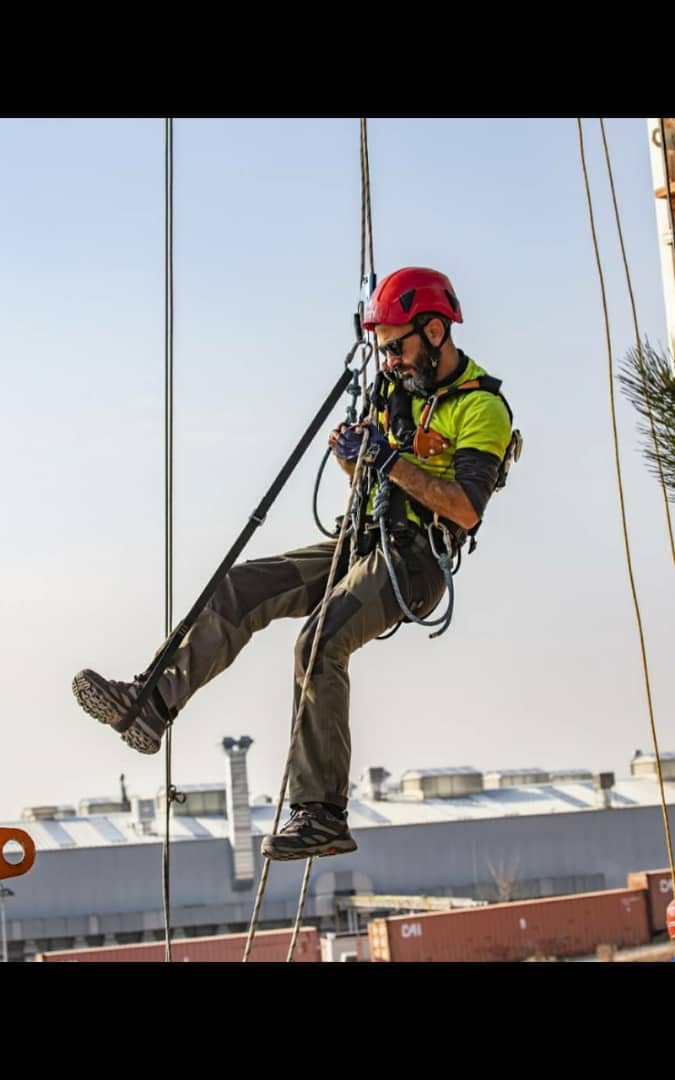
[592,771,615,810]
[222,736,255,888]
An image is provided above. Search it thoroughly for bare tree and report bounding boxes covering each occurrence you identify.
[485,852,521,902]
[619,339,675,499]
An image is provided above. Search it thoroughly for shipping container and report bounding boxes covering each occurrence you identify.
[320,932,370,962]
[35,926,320,963]
[626,868,674,933]
[369,888,650,962]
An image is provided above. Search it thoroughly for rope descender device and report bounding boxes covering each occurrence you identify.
[0,828,36,880]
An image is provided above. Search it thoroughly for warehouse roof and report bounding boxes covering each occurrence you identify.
[5,775,674,853]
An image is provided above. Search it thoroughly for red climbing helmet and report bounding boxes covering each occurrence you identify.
[362,266,463,330]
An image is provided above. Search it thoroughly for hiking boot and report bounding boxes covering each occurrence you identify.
[72,669,170,755]
[261,803,357,861]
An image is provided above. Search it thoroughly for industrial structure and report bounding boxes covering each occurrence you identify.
[1,741,673,962]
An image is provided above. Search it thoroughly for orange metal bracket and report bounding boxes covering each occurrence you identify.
[0,828,36,880]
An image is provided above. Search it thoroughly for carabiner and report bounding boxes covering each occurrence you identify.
[344,339,373,375]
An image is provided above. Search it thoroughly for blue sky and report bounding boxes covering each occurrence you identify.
[1,117,673,823]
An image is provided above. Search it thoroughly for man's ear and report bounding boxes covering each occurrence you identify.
[423,317,447,347]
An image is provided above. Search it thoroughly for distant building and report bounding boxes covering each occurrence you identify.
[3,745,674,961]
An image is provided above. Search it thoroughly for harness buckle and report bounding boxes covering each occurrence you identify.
[496,428,523,490]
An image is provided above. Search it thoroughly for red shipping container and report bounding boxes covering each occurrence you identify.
[369,888,650,962]
[34,926,320,963]
[626,868,674,933]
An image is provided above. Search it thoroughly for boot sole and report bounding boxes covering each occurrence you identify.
[72,671,161,756]
[261,837,358,861]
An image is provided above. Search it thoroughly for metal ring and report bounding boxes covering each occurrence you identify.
[0,828,36,881]
[356,342,373,374]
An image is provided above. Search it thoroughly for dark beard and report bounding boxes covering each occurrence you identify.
[399,339,441,396]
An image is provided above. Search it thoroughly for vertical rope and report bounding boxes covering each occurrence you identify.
[162,116,175,963]
[360,118,375,277]
[577,119,675,891]
[285,123,378,959]
[598,119,674,562]
[351,118,377,569]
[286,857,314,962]
[243,420,373,962]
[360,118,375,405]
[359,120,367,285]
[244,120,379,962]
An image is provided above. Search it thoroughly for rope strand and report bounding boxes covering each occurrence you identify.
[577,118,675,892]
[244,120,379,961]
[361,118,375,276]
[162,116,175,963]
[598,119,674,562]
[286,857,314,962]
[241,421,371,963]
[243,425,373,961]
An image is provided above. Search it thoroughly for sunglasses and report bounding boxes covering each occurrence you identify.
[377,328,420,358]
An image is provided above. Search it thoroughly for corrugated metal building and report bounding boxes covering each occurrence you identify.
[2,751,674,961]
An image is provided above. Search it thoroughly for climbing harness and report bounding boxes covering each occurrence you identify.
[314,329,523,639]
[349,359,522,637]
[371,364,521,493]
[373,477,458,639]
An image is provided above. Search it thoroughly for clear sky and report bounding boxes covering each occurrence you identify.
[1,117,673,822]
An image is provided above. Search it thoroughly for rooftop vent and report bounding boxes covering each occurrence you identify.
[630,750,675,781]
[401,767,483,800]
[131,796,157,835]
[157,783,227,817]
[21,805,76,821]
[549,769,593,783]
[78,797,130,816]
[222,736,255,888]
[592,771,615,808]
[357,767,391,801]
[484,768,550,789]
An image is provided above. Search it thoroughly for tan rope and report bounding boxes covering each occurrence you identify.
[352,118,377,568]
[162,116,175,964]
[360,119,374,441]
[360,118,375,277]
[285,398,376,962]
[242,414,373,962]
[577,118,675,892]
[286,856,314,962]
[360,122,367,286]
[598,119,675,563]
[245,121,379,963]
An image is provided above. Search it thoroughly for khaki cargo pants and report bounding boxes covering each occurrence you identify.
[157,533,445,808]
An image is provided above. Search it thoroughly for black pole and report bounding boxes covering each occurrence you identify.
[111,358,356,733]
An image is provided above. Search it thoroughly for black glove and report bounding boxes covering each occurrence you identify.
[335,423,400,476]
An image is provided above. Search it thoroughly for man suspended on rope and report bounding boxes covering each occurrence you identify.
[72,267,518,862]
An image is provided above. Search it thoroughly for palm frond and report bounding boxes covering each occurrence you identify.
[618,339,675,499]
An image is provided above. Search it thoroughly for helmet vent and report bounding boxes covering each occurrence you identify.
[399,288,415,313]
[445,290,459,312]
